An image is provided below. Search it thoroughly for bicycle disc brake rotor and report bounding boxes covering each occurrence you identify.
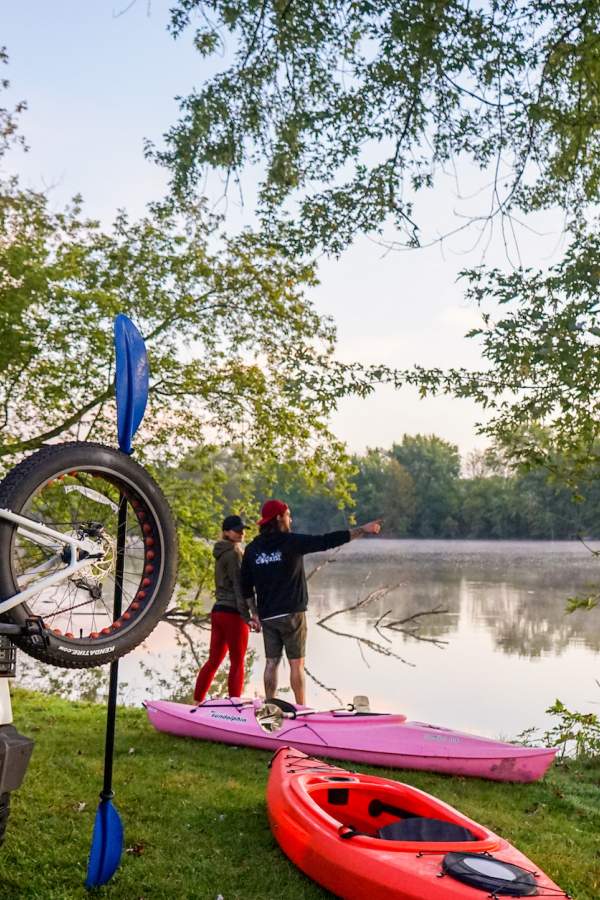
[70,527,116,596]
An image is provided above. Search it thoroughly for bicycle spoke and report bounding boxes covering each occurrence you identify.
[11,467,155,637]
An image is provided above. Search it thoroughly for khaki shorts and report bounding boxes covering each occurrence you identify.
[262,612,307,660]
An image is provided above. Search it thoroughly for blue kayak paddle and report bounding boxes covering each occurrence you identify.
[114,312,149,456]
[85,315,149,889]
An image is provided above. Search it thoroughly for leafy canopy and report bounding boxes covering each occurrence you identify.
[0,46,26,158]
[395,226,600,484]
[0,183,376,475]
[157,1,600,254]
[1,178,384,595]
[0,50,377,479]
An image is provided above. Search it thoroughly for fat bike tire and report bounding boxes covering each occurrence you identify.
[0,442,178,668]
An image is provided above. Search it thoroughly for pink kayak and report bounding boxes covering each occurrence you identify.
[144,698,556,782]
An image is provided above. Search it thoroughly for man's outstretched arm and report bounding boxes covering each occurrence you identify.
[291,519,383,555]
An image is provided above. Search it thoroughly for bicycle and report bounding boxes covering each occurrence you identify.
[0,437,179,848]
[0,315,179,863]
[0,441,178,668]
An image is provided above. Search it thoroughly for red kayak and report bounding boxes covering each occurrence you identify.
[267,747,568,899]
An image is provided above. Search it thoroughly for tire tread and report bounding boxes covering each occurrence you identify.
[0,443,177,668]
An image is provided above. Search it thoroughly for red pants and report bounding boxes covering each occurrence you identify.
[194,611,249,702]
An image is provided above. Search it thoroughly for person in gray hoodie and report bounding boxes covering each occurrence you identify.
[194,515,259,702]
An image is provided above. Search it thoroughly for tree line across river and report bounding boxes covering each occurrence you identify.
[261,435,600,540]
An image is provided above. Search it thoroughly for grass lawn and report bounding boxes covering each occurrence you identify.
[1,688,599,899]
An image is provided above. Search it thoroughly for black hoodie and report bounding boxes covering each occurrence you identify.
[240,530,350,619]
[212,539,246,617]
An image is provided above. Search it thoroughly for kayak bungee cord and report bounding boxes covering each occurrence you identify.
[278,721,331,747]
[189,700,254,714]
[277,749,347,774]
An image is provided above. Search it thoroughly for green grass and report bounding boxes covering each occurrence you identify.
[1,689,599,899]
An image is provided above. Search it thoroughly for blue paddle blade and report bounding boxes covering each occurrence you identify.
[114,314,149,454]
[85,798,124,888]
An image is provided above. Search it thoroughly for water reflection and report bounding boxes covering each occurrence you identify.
[16,540,600,741]
[311,540,600,655]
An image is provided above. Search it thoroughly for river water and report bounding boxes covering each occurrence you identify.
[17,540,600,742]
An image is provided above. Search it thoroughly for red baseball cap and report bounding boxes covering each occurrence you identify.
[258,499,288,526]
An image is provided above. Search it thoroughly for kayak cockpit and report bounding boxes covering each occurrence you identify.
[293,774,500,853]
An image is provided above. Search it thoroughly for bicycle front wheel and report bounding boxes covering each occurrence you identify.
[0,442,177,668]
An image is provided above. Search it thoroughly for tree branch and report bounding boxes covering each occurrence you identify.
[0,384,115,458]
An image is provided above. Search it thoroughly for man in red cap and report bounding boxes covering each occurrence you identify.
[240,500,381,705]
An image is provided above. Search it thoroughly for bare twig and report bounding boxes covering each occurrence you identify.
[306,545,343,581]
[304,666,343,706]
[374,607,392,631]
[576,533,600,558]
[374,609,393,644]
[177,621,204,668]
[317,585,399,627]
[383,605,450,648]
[356,638,371,669]
[317,585,414,665]
[387,629,449,648]
[318,616,414,665]
[317,586,449,659]
[113,0,137,18]
[384,605,449,627]
[163,607,211,630]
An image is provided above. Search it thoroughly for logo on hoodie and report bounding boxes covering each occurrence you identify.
[255,550,283,566]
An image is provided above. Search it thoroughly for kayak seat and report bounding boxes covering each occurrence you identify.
[378,817,476,843]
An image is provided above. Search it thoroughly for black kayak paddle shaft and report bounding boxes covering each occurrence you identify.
[102,493,127,800]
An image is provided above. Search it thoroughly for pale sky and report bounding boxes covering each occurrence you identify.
[2,1,566,456]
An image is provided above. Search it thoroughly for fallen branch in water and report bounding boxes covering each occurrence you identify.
[374,608,393,644]
[317,585,399,626]
[385,606,449,627]
[384,605,449,647]
[317,618,415,665]
[316,587,449,661]
[356,638,371,668]
[317,585,415,665]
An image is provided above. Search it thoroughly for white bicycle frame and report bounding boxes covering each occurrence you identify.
[0,508,101,616]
